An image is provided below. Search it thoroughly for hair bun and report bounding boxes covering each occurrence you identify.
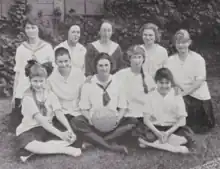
[25,59,38,77]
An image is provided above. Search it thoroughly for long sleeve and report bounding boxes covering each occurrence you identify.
[111,46,127,74]
[85,43,96,77]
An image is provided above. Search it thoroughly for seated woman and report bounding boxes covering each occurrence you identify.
[16,60,81,162]
[138,68,193,154]
[165,29,215,133]
[71,53,137,154]
[114,45,156,143]
[48,47,85,117]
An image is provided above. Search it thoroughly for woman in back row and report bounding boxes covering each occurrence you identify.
[165,29,215,134]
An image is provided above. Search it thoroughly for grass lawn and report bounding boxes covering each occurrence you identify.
[0,49,220,169]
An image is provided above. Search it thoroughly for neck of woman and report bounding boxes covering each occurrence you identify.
[157,88,169,97]
[144,43,155,50]
[178,50,189,61]
[28,37,40,44]
[67,39,77,47]
[59,67,71,78]
[131,66,141,74]
[96,74,110,83]
[99,38,110,45]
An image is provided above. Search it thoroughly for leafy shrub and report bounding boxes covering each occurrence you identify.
[1,0,220,96]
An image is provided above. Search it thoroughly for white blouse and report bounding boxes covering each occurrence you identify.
[48,67,85,116]
[165,51,211,100]
[16,90,62,136]
[54,41,86,71]
[141,44,168,77]
[14,41,54,99]
[114,68,156,118]
[79,75,127,118]
[143,89,187,126]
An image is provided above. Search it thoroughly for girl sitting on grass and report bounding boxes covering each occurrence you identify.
[16,60,81,161]
[138,68,194,154]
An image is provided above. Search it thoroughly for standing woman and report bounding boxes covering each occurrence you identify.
[54,24,86,71]
[11,16,55,131]
[85,20,125,77]
[140,23,168,77]
[165,29,215,133]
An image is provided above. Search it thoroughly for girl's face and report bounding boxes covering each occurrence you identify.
[142,29,156,45]
[96,59,111,76]
[156,78,172,96]
[30,76,46,92]
[68,25,80,44]
[56,54,71,70]
[25,23,39,39]
[175,40,191,54]
[99,23,113,40]
[130,54,144,68]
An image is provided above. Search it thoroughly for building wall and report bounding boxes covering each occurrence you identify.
[0,0,14,18]
[65,0,104,15]
[0,0,104,20]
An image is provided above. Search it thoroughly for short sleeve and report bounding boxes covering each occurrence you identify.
[117,86,128,109]
[49,92,62,111]
[143,96,153,117]
[79,83,91,110]
[14,47,23,72]
[21,96,39,118]
[194,57,206,80]
[175,96,187,117]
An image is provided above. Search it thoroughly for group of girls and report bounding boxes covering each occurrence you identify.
[11,15,215,161]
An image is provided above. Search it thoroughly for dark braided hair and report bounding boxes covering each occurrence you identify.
[127,45,148,94]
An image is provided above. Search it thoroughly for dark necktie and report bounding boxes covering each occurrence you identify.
[32,91,47,116]
[96,80,112,106]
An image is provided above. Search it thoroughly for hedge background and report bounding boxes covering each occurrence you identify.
[0,0,220,96]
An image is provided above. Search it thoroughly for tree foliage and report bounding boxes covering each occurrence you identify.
[1,0,220,96]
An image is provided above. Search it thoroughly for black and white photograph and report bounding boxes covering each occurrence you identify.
[0,0,220,169]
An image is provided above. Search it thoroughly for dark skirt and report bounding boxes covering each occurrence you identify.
[71,115,138,137]
[70,115,138,147]
[9,98,23,133]
[16,114,75,150]
[183,95,215,133]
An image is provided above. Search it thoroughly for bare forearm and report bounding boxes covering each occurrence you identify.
[184,80,204,95]
[39,119,62,138]
[144,118,160,137]
[81,109,91,120]
[166,117,186,136]
[55,111,72,131]
[117,108,127,121]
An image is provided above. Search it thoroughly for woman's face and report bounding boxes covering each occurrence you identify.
[25,23,39,39]
[68,25,80,44]
[142,29,156,45]
[99,23,113,40]
[96,58,111,76]
[130,54,144,68]
[156,78,172,96]
[175,39,191,54]
[30,76,46,92]
[56,54,71,70]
